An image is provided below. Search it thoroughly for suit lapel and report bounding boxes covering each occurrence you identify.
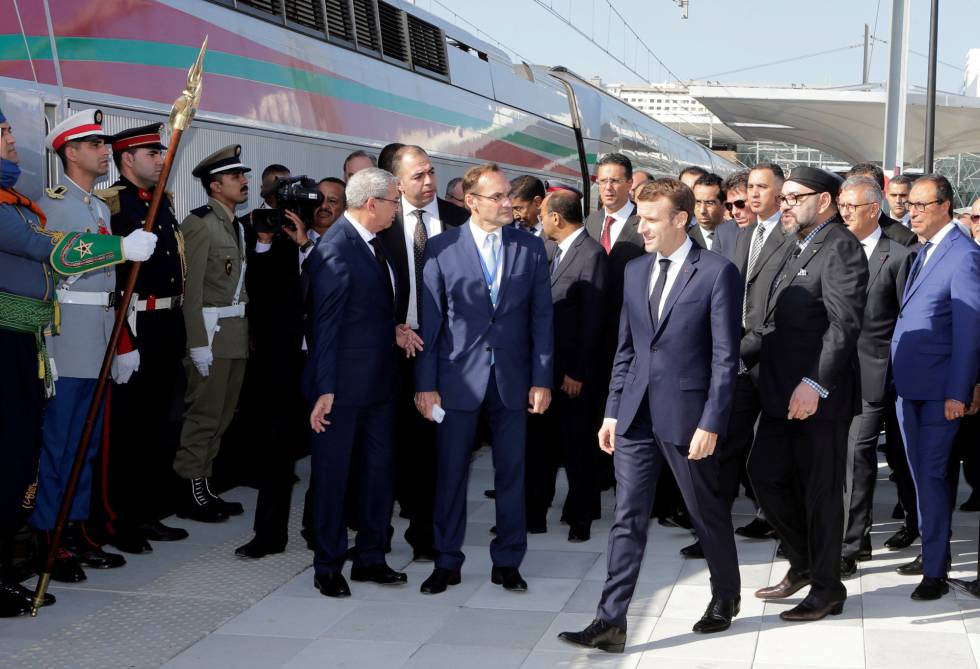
[749,225,787,283]
[614,214,641,249]
[551,230,584,285]
[765,224,833,319]
[652,245,699,340]
[496,225,519,307]
[343,218,384,283]
[387,212,409,284]
[902,230,956,306]
[687,223,706,248]
[866,236,889,293]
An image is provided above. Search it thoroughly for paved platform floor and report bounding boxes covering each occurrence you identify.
[4,449,980,668]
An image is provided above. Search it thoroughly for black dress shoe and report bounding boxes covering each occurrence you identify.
[0,583,30,618]
[692,596,740,633]
[885,526,918,550]
[961,494,980,512]
[840,556,857,579]
[491,566,527,592]
[735,518,776,540]
[420,567,461,594]
[897,555,923,575]
[658,511,693,530]
[948,577,980,598]
[64,525,126,569]
[680,540,705,559]
[558,618,626,653]
[350,563,408,585]
[235,537,285,559]
[780,595,844,621]
[7,581,55,607]
[48,550,86,583]
[911,576,948,600]
[484,489,496,499]
[108,530,153,554]
[314,572,351,598]
[567,523,591,543]
[755,569,811,599]
[138,521,189,542]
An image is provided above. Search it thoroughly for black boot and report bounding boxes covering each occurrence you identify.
[35,532,86,583]
[176,478,229,523]
[63,523,126,569]
[204,479,244,516]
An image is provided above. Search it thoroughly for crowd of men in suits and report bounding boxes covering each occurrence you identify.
[2,104,980,660]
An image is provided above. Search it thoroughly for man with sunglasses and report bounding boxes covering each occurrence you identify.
[723,171,756,229]
[891,175,980,602]
[746,167,868,621]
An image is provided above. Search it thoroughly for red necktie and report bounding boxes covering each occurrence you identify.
[600,215,614,254]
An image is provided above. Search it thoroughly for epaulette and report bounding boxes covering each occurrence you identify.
[94,185,125,216]
[190,204,212,218]
[45,185,67,200]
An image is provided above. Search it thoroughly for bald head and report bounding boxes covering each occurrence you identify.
[541,188,584,243]
[392,145,437,208]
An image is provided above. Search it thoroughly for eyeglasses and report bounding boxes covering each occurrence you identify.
[906,199,942,212]
[470,192,511,204]
[724,200,747,212]
[374,196,401,207]
[597,178,628,187]
[776,191,820,207]
[838,202,877,214]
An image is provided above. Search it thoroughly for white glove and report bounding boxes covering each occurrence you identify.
[112,350,140,384]
[190,346,213,377]
[122,229,158,262]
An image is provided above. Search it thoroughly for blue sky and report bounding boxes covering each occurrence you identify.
[414,0,976,92]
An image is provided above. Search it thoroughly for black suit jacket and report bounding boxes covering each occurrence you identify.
[857,233,915,403]
[743,217,869,421]
[245,213,305,352]
[878,210,917,247]
[547,229,608,385]
[378,197,468,324]
[733,220,793,374]
[584,207,645,376]
[687,218,738,261]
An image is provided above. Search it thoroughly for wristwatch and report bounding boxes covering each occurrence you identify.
[300,239,315,252]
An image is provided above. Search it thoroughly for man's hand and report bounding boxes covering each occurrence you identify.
[598,418,617,454]
[528,386,551,414]
[282,209,309,246]
[112,350,140,384]
[121,229,157,262]
[966,386,980,416]
[189,346,213,377]
[688,428,718,460]
[561,375,583,399]
[310,393,334,433]
[395,324,423,358]
[415,391,442,421]
[945,398,967,421]
[788,382,819,420]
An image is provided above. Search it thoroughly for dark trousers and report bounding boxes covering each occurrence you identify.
[311,401,395,574]
[718,374,762,510]
[598,405,740,629]
[0,330,45,536]
[525,389,600,527]
[31,378,105,531]
[393,353,437,552]
[434,373,527,572]
[884,410,920,535]
[842,398,901,559]
[749,414,848,602]
[97,310,186,533]
[897,397,961,578]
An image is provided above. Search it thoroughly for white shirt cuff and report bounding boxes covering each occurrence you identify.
[256,242,272,254]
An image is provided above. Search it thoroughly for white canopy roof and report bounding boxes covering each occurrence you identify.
[689,84,980,166]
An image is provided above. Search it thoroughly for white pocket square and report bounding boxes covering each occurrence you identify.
[796,269,808,277]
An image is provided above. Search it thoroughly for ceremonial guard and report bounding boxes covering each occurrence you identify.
[95,124,189,553]
[174,145,250,522]
[29,110,158,583]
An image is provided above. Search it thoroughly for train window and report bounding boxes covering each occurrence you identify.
[284,0,325,32]
[325,0,354,42]
[378,2,410,64]
[408,15,448,76]
[352,0,381,53]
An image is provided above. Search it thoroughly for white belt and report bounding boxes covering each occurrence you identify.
[203,303,246,319]
[136,296,182,311]
[56,289,114,307]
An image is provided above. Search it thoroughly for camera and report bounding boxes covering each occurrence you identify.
[252,175,323,234]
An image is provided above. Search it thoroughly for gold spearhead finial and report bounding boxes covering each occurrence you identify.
[168,35,208,133]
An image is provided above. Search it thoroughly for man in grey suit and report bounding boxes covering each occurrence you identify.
[837,176,916,578]
[688,173,738,260]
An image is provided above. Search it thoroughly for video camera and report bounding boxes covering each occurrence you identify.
[252,175,323,234]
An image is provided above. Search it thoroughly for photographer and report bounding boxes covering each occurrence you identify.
[233,164,319,558]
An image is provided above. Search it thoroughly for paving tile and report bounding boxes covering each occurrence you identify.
[638,616,760,663]
[215,594,356,638]
[463,577,580,612]
[754,623,864,667]
[280,638,420,669]
[401,643,528,669]
[427,608,557,649]
[865,628,976,669]
[522,648,645,669]
[320,600,457,643]
[562,579,672,618]
[761,596,864,629]
[861,591,967,633]
[162,634,311,668]
[520,550,602,579]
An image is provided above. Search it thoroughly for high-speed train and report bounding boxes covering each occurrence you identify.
[0,0,737,215]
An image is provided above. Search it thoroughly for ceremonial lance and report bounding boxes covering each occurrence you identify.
[31,37,209,616]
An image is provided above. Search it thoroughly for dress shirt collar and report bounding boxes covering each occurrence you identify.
[797,217,833,251]
[64,174,95,197]
[924,220,956,247]
[760,209,781,232]
[860,224,882,260]
[401,196,439,222]
[604,200,634,223]
[557,226,585,257]
[657,235,693,267]
[345,212,377,245]
[469,220,504,249]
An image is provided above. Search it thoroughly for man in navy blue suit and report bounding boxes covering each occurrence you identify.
[560,178,742,652]
[414,163,554,595]
[891,174,980,601]
[305,168,420,598]
[688,172,738,261]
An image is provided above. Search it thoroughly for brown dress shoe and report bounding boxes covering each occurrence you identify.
[755,569,811,599]
[779,596,844,621]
